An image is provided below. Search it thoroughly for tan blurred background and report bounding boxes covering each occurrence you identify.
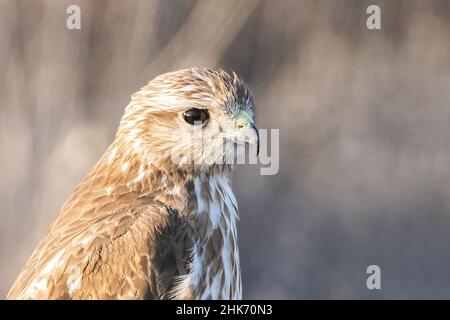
[1,0,450,299]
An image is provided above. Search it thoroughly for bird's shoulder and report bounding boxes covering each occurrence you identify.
[7,185,192,300]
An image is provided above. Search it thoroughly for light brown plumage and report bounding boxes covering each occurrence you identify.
[7,67,258,300]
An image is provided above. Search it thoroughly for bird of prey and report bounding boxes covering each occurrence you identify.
[6,67,259,300]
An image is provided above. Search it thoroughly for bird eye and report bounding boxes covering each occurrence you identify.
[183,108,209,126]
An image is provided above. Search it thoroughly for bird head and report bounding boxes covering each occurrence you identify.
[115,67,258,174]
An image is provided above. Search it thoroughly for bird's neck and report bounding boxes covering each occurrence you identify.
[91,143,234,214]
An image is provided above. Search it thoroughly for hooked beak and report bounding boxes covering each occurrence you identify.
[234,110,259,155]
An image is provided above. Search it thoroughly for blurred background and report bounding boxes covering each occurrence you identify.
[1,0,450,299]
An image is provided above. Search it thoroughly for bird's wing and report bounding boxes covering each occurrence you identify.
[7,188,193,300]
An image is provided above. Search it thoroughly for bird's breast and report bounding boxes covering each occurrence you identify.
[172,175,242,300]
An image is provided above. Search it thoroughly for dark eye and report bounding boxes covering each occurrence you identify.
[183,108,209,125]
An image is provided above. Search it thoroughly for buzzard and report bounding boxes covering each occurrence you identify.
[7,67,259,300]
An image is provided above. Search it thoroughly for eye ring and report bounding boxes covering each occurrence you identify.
[183,108,209,126]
